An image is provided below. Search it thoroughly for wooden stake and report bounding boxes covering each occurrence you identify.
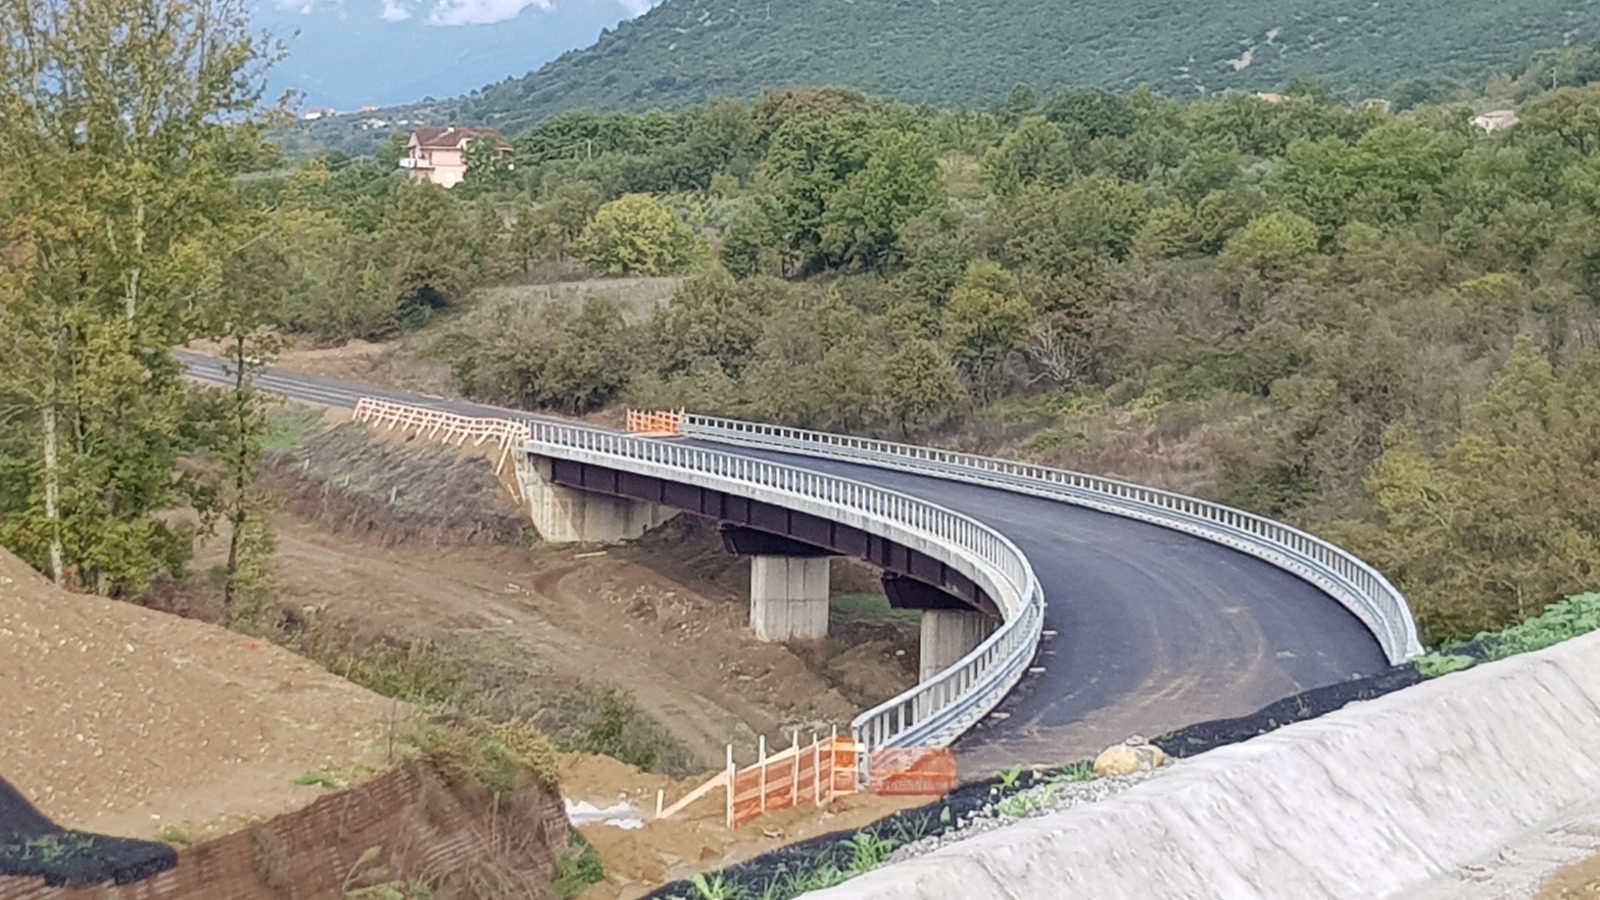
[725,744,735,829]
[812,734,821,806]
[758,735,767,814]
[791,730,800,806]
[655,788,664,819]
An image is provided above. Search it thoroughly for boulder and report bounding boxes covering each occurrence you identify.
[1092,735,1169,776]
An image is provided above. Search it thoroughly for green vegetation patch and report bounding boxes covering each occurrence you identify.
[1415,593,1600,677]
[831,593,921,623]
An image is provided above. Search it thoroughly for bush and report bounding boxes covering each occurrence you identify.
[574,193,697,275]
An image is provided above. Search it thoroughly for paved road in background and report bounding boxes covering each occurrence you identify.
[181,352,1390,775]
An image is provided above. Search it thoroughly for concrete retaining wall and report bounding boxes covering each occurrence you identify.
[814,630,1600,900]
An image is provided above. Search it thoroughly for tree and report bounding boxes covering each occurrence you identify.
[883,340,965,435]
[542,298,634,413]
[1043,89,1136,140]
[997,84,1039,125]
[574,193,697,275]
[1521,85,1600,155]
[196,219,285,620]
[941,263,1031,403]
[1221,211,1321,278]
[1000,178,1148,276]
[0,0,274,593]
[1348,338,1600,641]
[819,131,942,269]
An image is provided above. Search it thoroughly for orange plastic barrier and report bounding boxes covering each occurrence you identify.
[625,408,686,437]
[866,747,959,797]
[728,737,858,829]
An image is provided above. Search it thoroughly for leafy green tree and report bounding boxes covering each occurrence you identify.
[651,265,765,377]
[1221,210,1320,278]
[1521,85,1600,155]
[941,263,1031,402]
[1043,89,1136,139]
[819,131,943,268]
[543,298,634,412]
[997,84,1040,124]
[1347,338,1600,641]
[983,117,1075,195]
[720,194,788,277]
[883,339,965,435]
[574,193,697,276]
[0,0,273,593]
[1001,178,1148,275]
[761,112,876,269]
[463,136,515,193]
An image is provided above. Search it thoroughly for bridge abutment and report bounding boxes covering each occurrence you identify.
[749,556,832,641]
[515,454,673,543]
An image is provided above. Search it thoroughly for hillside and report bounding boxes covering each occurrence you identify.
[454,0,1595,129]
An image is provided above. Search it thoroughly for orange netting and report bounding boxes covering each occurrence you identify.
[866,747,959,797]
[625,409,685,437]
[729,738,858,829]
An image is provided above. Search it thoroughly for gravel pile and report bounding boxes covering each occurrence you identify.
[886,766,1166,864]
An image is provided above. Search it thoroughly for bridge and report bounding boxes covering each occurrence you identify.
[179,352,1421,775]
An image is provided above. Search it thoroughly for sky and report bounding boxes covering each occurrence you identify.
[254,0,658,109]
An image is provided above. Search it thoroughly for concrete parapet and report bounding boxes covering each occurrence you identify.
[749,555,831,641]
[515,454,673,544]
[811,630,1600,900]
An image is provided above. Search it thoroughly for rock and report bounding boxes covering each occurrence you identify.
[1092,737,1169,776]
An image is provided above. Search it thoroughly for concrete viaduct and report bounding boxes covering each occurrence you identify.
[179,352,1420,774]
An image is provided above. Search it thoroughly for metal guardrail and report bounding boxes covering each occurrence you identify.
[517,418,1048,756]
[681,415,1424,666]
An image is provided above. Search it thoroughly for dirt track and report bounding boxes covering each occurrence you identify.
[212,516,913,771]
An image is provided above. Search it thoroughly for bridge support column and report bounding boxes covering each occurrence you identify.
[749,556,831,641]
[919,609,996,683]
[515,454,672,544]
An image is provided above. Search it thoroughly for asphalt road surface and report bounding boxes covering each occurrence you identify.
[180,352,1390,775]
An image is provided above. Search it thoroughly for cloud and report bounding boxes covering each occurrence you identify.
[380,0,412,20]
[616,0,656,16]
[274,0,341,12]
[426,0,551,26]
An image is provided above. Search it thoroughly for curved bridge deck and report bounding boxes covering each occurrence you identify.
[179,353,1392,774]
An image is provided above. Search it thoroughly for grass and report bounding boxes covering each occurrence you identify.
[1416,592,1600,678]
[260,407,327,452]
[553,833,605,898]
[286,625,691,774]
[155,822,195,846]
[830,593,920,623]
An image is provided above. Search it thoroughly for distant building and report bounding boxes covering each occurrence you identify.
[1362,98,1392,113]
[302,107,337,121]
[1471,109,1520,134]
[1254,92,1287,104]
[399,126,513,189]
[359,105,382,113]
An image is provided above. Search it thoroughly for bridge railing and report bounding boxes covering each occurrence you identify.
[681,415,1423,665]
[519,419,1048,756]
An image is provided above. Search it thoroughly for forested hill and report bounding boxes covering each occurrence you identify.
[455,0,1594,128]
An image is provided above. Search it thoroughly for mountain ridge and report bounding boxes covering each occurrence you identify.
[448,0,1595,131]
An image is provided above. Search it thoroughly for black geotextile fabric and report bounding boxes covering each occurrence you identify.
[647,662,1425,899]
[0,775,177,888]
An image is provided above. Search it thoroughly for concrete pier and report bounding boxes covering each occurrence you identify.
[919,609,997,683]
[515,454,673,544]
[749,555,832,641]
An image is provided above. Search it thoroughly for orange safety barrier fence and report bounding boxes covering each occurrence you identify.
[728,735,858,830]
[626,408,686,438]
[866,747,959,797]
